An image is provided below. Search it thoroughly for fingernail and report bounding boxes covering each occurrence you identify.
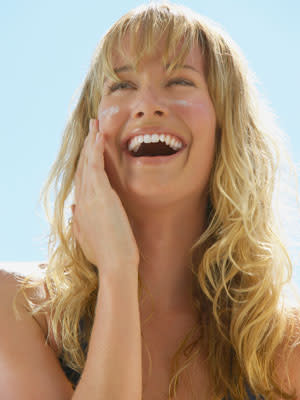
[89,119,94,131]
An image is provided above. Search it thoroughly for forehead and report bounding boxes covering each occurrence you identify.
[110,34,204,73]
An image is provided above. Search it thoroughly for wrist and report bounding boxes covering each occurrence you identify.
[97,262,139,284]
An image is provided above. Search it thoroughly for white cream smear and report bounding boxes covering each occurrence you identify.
[98,105,120,119]
[98,100,200,124]
[167,99,205,109]
[170,99,189,106]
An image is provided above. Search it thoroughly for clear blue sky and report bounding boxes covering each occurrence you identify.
[1,1,300,282]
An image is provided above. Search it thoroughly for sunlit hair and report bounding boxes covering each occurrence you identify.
[14,2,300,399]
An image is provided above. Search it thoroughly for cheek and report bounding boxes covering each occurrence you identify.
[97,104,124,134]
[168,99,216,133]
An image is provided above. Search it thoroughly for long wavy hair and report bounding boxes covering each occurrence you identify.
[14,2,300,399]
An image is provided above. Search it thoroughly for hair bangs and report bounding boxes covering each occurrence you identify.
[98,2,202,88]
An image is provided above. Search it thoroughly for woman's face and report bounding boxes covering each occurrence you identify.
[97,39,217,208]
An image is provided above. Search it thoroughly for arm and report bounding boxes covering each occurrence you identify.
[70,118,143,397]
[0,268,142,400]
[73,269,142,400]
[0,270,74,400]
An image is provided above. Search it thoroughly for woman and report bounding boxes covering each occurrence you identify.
[1,1,300,399]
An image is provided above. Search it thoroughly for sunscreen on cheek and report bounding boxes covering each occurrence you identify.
[98,105,120,120]
[167,99,208,117]
[98,105,120,133]
[167,99,215,132]
[170,99,190,106]
[168,99,205,109]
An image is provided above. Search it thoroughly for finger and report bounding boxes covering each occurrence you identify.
[91,131,112,193]
[80,118,97,196]
[100,130,123,193]
[90,120,118,191]
[74,135,88,203]
[90,126,105,170]
[82,118,99,195]
[86,119,99,168]
[75,118,97,203]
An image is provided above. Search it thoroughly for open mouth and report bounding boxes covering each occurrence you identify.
[126,141,183,157]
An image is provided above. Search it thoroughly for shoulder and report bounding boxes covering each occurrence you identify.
[0,267,47,338]
[0,266,61,355]
[0,267,73,399]
[0,268,33,313]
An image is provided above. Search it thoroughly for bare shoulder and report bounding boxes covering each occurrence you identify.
[0,267,40,303]
[0,267,49,337]
[0,268,73,399]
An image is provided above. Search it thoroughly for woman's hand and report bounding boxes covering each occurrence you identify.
[72,119,140,276]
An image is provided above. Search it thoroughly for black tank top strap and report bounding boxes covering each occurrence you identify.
[58,317,88,388]
[245,384,264,400]
[58,357,81,388]
[224,384,265,400]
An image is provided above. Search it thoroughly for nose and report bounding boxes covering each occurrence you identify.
[131,86,169,120]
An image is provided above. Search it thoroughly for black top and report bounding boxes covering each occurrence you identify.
[58,318,87,388]
[58,320,263,399]
[58,355,81,387]
[58,357,263,399]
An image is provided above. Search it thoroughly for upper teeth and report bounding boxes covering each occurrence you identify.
[128,134,184,153]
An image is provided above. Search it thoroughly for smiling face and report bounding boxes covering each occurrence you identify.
[97,38,217,210]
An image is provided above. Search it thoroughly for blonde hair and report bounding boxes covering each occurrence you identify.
[14,2,300,399]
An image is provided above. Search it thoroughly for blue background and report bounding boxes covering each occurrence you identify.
[1,1,299,286]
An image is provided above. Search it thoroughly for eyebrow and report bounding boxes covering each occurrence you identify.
[103,64,200,83]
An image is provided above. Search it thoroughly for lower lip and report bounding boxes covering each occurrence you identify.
[124,146,186,165]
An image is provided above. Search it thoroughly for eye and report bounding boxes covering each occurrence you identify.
[167,78,195,87]
[107,81,133,93]
[107,78,195,93]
